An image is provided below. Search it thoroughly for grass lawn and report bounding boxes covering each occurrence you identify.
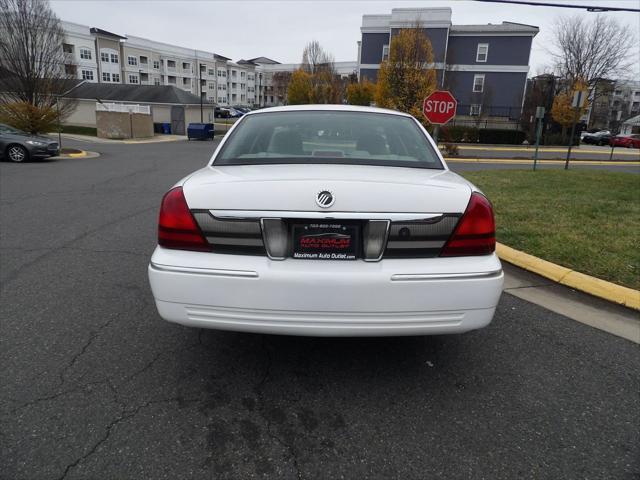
[462,170,640,290]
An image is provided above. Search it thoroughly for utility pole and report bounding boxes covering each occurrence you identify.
[565,89,586,170]
[55,80,88,150]
[532,106,545,171]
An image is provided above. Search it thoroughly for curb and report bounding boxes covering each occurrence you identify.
[444,158,640,166]
[57,150,100,159]
[496,243,640,311]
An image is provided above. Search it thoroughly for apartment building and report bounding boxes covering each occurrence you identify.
[357,7,538,121]
[611,80,640,122]
[61,21,230,103]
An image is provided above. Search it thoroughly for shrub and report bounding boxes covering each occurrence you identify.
[61,125,97,136]
[0,101,58,134]
[440,125,479,143]
[346,80,375,106]
[478,129,526,144]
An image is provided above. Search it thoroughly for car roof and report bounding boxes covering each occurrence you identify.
[246,104,412,117]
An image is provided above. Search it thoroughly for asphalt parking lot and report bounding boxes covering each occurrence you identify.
[1,139,639,479]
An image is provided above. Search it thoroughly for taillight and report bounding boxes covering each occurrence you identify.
[158,187,210,251]
[440,192,495,257]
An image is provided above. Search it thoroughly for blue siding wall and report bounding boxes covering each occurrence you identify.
[446,36,532,66]
[390,28,449,63]
[361,33,389,64]
[446,71,527,115]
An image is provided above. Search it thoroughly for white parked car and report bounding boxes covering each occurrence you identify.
[148,105,503,336]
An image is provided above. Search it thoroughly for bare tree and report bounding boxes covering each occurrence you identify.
[0,0,76,123]
[300,40,341,103]
[301,40,335,75]
[549,15,636,85]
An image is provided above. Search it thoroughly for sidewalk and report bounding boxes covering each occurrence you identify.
[52,133,187,144]
[503,263,639,344]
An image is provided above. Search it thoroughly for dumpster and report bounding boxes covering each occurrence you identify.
[187,123,214,140]
[162,122,171,134]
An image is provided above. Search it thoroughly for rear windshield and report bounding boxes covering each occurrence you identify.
[214,111,443,169]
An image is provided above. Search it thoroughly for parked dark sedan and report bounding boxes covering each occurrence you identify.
[0,123,60,162]
[581,130,612,146]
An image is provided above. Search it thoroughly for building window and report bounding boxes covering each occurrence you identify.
[139,56,148,65]
[182,62,190,70]
[382,45,389,61]
[208,82,215,90]
[154,77,160,86]
[129,74,139,84]
[153,60,160,69]
[81,70,94,81]
[128,56,138,66]
[208,69,215,76]
[112,73,120,83]
[110,53,119,63]
[101,52,109,63]
[473,74,485,93]
[470,104,482,116]
[80,48,92,60]
[102,72,111,82]
[62,43,73,54]
[64,64,76,75]
[476,43,489,63]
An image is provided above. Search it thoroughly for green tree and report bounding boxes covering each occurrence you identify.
[287,69,312,105]
[375,27,437,119]
[346,80,375,106]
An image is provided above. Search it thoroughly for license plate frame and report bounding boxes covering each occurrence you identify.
[291,222,361,260]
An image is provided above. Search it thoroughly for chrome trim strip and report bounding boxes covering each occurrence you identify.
[150,262,259,278]
[363,219,390,262]
[391,270,503,282]
[205,236,264,246]
[260,218,287,261]
[211,210,445,222]
[387,240,446,249]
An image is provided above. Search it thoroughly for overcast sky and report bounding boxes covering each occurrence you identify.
[51,0,640,78]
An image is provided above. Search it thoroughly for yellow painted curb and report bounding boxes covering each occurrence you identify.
[497,243,640,311]
[67,151,87,158]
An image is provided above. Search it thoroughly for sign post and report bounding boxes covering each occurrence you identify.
[423,91,457,145]
[533,106,545,171]
[565,89,587,170]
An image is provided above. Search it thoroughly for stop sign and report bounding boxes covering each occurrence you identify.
[423,91,457,125]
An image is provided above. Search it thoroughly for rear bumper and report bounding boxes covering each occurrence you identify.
[148,247,503,337]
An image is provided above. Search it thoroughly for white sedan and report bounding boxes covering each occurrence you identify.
[148,105,503,336]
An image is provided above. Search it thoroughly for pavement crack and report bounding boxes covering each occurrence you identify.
[56,396,201,480]
[254,337,303,480]
[0,204,157,291]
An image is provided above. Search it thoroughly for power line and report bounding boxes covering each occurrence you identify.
[473,0,640,12]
